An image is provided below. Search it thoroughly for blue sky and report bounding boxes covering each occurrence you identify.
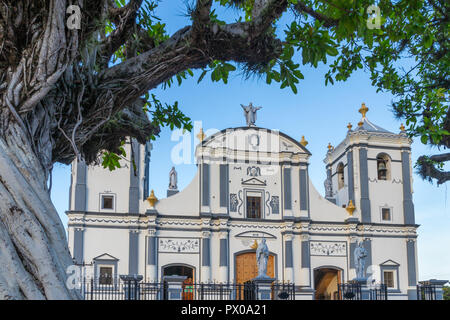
[51,2,449,282]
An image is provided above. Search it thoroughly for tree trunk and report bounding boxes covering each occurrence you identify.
[0,122,79,299]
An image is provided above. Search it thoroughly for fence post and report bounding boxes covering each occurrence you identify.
[90,278,94,300]
[120,274,143,300]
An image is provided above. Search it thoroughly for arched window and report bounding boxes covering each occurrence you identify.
[377,153,391,180]
[337,163,345,190]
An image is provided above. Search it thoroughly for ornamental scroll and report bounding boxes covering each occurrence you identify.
[310,241,347,257]
[159,238,200,253]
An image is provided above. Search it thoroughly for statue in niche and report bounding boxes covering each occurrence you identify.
[354,241,368,279]
[324,170,333,198]
[256,238,270,278]
[241,102,262,127]
[169,166,178,190]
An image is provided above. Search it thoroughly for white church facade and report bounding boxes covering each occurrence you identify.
[66,103,419,300]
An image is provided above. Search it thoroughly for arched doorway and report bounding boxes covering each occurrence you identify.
[235,252,275,284]
[162,264,195,300]
[314,267,342,300]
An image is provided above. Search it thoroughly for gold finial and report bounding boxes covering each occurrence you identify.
[358,120,364,127]
[196,128,206,141]
[327,143,333,151]
[147,189,158,207]
[300,135,308,147]
[400,123,405,131]
[359,102,369,118]
[250,239,258,249]
[347,123,353,131]
[346,200,356,216]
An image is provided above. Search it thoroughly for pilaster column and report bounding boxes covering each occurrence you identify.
[348,235,358,280]
[300,234,311,287]
[146,229,157,282]
[73,227,85,264]
[219,232,229,283]
[201,231,211,282]
[284,233,294,283]
[128,230,140,275]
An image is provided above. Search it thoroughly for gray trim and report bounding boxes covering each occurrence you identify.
[147,236,156,265]
[74,161,87,211]
[407,289,417,300]
[285,240,293,268]
[143,141,152,200]
[202,163,210,206]
[328,144,411,168]
[299,169,308,211]
[220,238,228,267]
[219,164,228,208]
[380,263,400,291]
[69,167,73,210]
[283,167,292,210]
[93,258,118,281]
[406,240,417,286]
[73,229,84,264]
[349,242,356,269]
[200,126,312,155]
[301,240,310,268]
[402,152,415,224]
[128,139,140,214]
[359,148,371,222]
[128,232,139,274]
[202,238,210,266]
[347,151,355,201]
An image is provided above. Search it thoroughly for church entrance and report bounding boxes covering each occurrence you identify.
[314,267,342,300]
[162,264,195,300]
[235,252,275,284]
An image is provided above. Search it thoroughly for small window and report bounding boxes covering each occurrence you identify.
[247,196,261,219]
[382,208,391,221]
[377,154,391,180]
[99,267,113,285]
[101,195,114,210]
[337,163,345,190]
[383,271,394,288]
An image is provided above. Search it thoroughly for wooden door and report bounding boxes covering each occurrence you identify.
[236,252,275,284]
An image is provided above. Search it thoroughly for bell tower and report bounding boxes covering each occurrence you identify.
[324,103,414,225]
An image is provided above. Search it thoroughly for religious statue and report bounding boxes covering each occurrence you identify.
[324,170,333,198]
[169,166,178,190]
[241,102,262,127]
[354,241,368,279]
[256,238,269,278]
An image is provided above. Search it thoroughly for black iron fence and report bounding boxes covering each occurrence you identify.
[338,282,387,300]
[76,277,296,300]
[417,283,437,300]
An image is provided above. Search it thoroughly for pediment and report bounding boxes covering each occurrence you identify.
[380,259,400,266]
[93,253,119,261]
[241,177,266,186]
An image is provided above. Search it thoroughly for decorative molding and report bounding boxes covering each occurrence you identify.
[269,196,280,214]
[235,231,277,239]
[265,191,271,216]
[310,241,347,256]
[247,166,261,177]
[158,238,200,253]
[241,177,267,186]
[229,193,238,212]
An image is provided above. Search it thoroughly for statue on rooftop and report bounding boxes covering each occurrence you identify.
[169,166,178,190]
[241,102,262,127]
